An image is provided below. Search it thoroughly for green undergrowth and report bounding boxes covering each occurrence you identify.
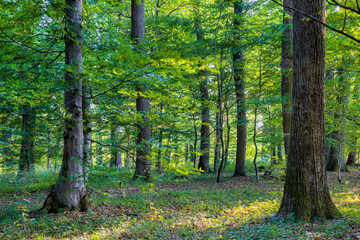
[0,166,359,239]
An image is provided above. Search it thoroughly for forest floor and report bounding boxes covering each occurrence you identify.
[0,165,359,239]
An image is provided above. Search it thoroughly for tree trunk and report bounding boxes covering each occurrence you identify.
[326,69,349,172]
[18,103,35,176]
[198,80,211,173]
[131,0,151,179]
[277,0,340,220]
[277,144,283,163]
[213,112,220,174]
[41,0,89,213]
[110,127,122,169]
[280,0,293,156]
[83,86,92,182]
[1,128,12,164]
[233,1,246,177]
[346,152,357,165]
[224,101,231,170]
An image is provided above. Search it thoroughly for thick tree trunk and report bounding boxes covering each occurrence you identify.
[131,0,151,179]
[277,0,340,220]
[110,127,122,169]
[18,103,35,175]
[198,80,211,173]
[83,86,92,182]
[41,0,89,213]
[280,0,293,156]
[346,152,357,165]
[233,1,246,177]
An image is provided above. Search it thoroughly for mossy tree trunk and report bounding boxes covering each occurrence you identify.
[277,0,341,221]
[41,0,89,213]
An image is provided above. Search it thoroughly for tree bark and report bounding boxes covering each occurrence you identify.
[18,103,35,175]
[83,86,92,182]
[326,69,349,172]
[198,80,211,173]
[346,152,357,165]
[277,0,340,220]
[110,127,122,169]
[233,1,246,177]
[280,0,293,156]
[41,0,89,213]
[131,0,151,179]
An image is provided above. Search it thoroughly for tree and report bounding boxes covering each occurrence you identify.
[41,0,90,213]
[233,1,247,177]
[277,0,341,220]
[131,0,152,179]
[18,103,36,176]
[280,0,293,156]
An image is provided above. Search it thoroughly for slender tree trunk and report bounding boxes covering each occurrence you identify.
[213,112,220,174]
[83,86,92,182]
[280,0,293,156]
[224,101,231,170]
[2,128,12,164]
[110,127,122,168]
[47,131,53,169]
[41,0,89,213]
[156,128,163,173]
[277,144,283,163]
[277,0,340,220]
[198,80,211,173]
[326,69,349,172]
[233,1,246,177]
[190,111,198,167]
[131,0,151,179]
[18,103,35,176]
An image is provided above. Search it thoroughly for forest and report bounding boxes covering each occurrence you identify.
[0,0,360,239]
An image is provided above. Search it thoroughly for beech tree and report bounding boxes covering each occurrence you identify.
[131,0,152,179]
[280,0,293,156]
[233,0,246,177]
[41,0,90,213]
[277,0,341,220]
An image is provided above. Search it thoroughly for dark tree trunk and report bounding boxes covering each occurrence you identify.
[277,144,283,163]
[156,128,163,173]
[346,152,357,165]
[224,101,231,170]
[280,0,293,156]
[41,0,89,213]
[277,0,340,220]
[233,1,246,177]
[213,112,220,174]
[110,127,122,169]
[131,0,151,179]
[47,131,53,169]
[190,111,198,168]
[18,103,35,175]
[198,80,211,173]
[83,86,92,182]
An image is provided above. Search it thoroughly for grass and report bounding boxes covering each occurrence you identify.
[0,165,359,239]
